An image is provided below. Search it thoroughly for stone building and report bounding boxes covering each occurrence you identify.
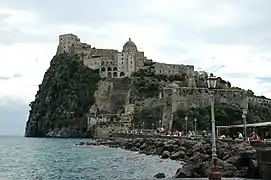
[153,62,194,76]
[56,33,195,78]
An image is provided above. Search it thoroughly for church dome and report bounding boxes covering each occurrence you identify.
[122,38,137,52]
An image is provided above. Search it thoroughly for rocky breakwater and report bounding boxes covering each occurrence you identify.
[92,138,265,179]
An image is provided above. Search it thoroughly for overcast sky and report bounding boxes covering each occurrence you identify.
[1,0,271,135]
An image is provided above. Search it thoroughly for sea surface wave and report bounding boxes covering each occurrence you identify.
[0,136,181,180]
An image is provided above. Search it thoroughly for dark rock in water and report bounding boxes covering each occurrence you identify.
[79,142,85,145]
[153,173,166,178]
[161,150,170,159]
[131,146,139,151]
[86,142,92,145]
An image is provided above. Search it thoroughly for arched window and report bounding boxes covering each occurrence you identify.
[107,72,112,78]
[113,67,117,71]
[101,67,106,72]
[107,67,112,71]
[113,72,117,77]
[120,72,125,77]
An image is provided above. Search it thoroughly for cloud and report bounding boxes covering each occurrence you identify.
[0,74,23,81]
[1,0,271,135]
[13,73,22,78]
[0,76,10,80]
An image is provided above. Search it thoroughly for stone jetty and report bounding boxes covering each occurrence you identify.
[77,138,271,179]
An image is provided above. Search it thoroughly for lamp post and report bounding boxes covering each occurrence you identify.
[194,118,197,135]
[170,114,175,133]
[242,108,248,142]
[207,73,221,180]
[185,116,188,135]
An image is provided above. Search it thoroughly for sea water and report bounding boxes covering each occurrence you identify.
[0,136,180,180]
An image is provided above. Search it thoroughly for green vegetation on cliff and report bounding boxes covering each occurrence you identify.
[25,54,100,137]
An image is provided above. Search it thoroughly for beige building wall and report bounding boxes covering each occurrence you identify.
[127,54,135,77]
[117,52,128,77]
[91,48,118,61]
[153,62,195,76]
[100,60,118,78]
[83,57,101,70]
[58,34,81,54]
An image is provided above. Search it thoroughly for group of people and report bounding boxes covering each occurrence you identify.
[153,128,197,137]
[235,131,261,142]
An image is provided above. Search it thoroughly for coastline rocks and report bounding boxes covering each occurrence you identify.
[77,138,266,179]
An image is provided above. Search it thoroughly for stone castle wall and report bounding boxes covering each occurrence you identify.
[163,87,248,112]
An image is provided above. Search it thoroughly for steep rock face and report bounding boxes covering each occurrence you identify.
[25,54,100,137]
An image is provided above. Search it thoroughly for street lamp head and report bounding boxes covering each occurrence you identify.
[185,116,188,121]
[194,118,197,122]
[207,73,218,89]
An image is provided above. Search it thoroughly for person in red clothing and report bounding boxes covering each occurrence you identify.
[250,132,261,142]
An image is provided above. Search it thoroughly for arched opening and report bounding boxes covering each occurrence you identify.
[101,67,106,72]
[113,67,117,71]
[120,72,125,77]
[107,72,112,78]
[113,72,117,77]
[107,67,112,71]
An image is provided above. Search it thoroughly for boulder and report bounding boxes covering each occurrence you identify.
[247,159,259,178]
[189,152,210,163]
[161,150,171,159]
[139,143,147,150]
[174,164,200,178]
[131,146,139,152]
[79,142,85,145]
[153,173,166,178]
[124,143,133,150]
[170,151,185,160]
[163,144,174,152]
[225,156,239,166]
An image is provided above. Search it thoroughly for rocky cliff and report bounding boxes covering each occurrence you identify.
[25,54,100,137]
[25,54,271,138]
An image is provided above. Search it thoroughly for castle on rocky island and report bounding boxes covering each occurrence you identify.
[56,33,198,80]
[56,33,271,131]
